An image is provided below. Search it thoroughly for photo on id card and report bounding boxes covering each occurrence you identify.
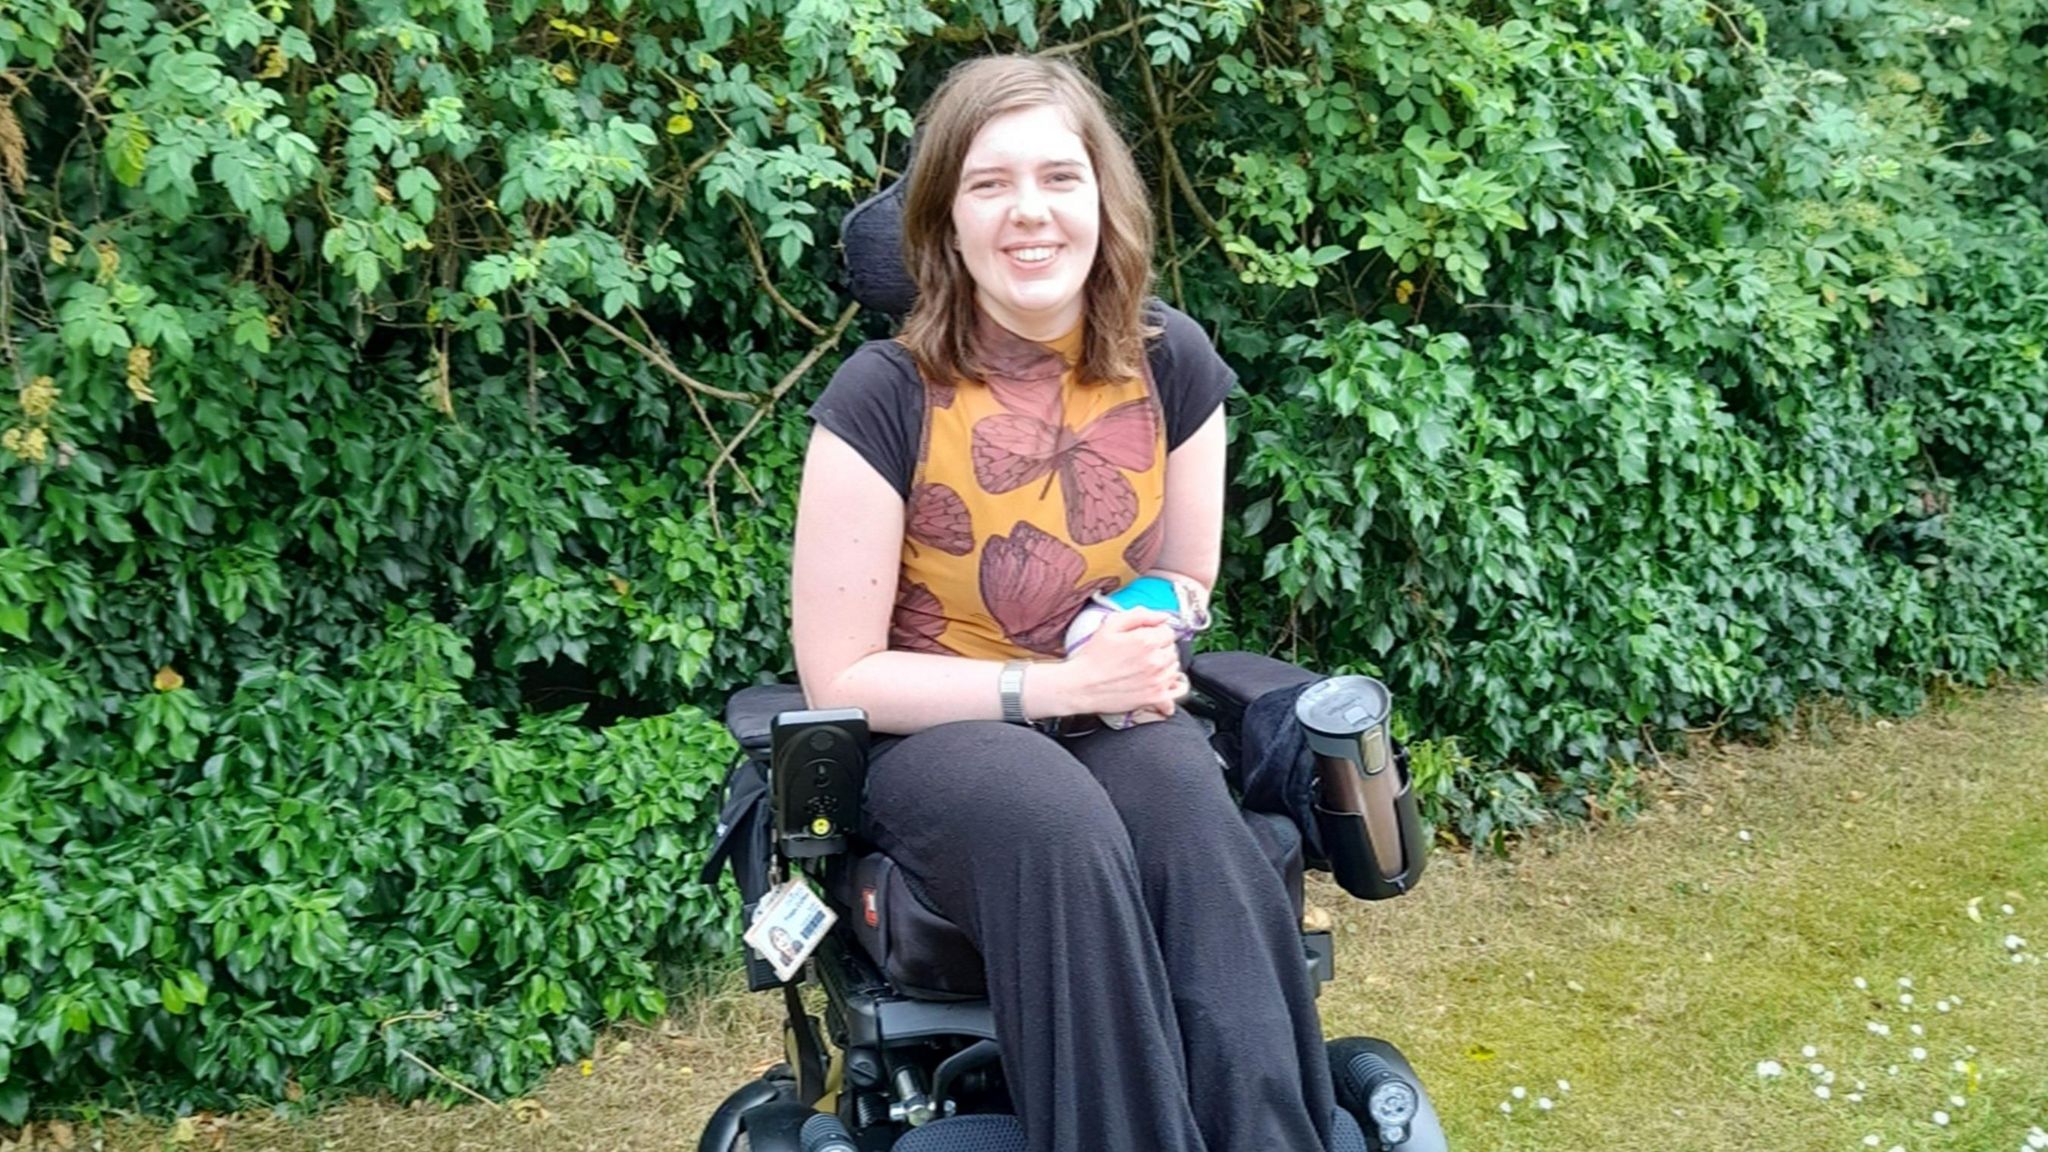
[744,876,836,983]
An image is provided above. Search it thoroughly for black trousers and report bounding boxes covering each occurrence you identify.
[861,714,1336,1152]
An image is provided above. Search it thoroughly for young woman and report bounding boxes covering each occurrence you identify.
[790,55,1337,1152]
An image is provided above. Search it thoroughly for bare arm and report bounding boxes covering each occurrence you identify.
[790,427,1079,733]
[1147,406,1226,611]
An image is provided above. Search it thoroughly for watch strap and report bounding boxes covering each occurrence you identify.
[999,660,1029,724]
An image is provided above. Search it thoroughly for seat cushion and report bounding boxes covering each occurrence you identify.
[835,851,988,1000]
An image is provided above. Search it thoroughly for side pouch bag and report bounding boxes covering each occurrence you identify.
[698,756,781,990]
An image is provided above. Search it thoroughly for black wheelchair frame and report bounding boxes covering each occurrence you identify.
[697,653,1448,1152]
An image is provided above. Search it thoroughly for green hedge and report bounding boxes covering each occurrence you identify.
[2,0,2044,1119]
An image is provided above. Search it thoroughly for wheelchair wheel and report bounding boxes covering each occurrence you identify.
[698,1066,800,1152]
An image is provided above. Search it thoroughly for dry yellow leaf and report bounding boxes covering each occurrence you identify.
[20,376,57,420]
[48,234,74,267]
[126,345,157,405]
[3,425,48,464]
[0,96,24,193]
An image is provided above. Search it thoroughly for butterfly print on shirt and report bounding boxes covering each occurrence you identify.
[1122,515,1163,575]
[979,521,1119,656]
[906,483,974,556]
[975,313,1068,394]
[983,359,1064,426]
[890,581,951,654]
[971,399,1158,546]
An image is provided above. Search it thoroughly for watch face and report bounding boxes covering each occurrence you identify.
[1368,1080,1418,1125]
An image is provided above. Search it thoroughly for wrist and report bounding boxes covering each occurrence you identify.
[1020,659,1075,720]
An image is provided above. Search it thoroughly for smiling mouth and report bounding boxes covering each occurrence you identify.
[1005,246,1059,266]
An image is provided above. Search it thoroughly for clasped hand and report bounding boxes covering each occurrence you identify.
[1049,608,1187,723]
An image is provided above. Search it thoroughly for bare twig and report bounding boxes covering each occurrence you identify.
[1129,25,1244,277]
[524,316,539,434]
[432,325,457,421]
[376,1010,499,1107]
[398,1049,501,1108]
[1160,154,1184,309]
[570,304,760,403]
[704,301,860,509]
[1038,16,1147,58]
[737,213,826,336]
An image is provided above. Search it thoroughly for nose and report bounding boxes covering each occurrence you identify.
[1012,181,1048,224]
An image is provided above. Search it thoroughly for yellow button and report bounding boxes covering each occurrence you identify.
[811,817,832,836]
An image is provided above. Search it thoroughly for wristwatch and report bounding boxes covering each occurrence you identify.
[999,661,1029,724]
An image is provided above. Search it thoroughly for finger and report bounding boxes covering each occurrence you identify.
[1131,623,1179,650]
[1104,607,1173,632]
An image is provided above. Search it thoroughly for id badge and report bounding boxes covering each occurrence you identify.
[743,875,837,983]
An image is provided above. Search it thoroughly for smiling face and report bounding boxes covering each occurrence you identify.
[950,103,1101,342]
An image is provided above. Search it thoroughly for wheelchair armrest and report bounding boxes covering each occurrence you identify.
[725,683,809,759]
[1187,651,1322,728]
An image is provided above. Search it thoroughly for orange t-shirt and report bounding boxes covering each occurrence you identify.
[808,303,1237,663]
[891,319,1167,660]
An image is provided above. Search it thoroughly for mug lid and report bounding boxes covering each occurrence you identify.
[1294,674,1392,737]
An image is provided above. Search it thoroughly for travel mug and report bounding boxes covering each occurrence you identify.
[1294,674,1409,881]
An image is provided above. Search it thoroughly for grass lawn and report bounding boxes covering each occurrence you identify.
[73,684,2048,1152]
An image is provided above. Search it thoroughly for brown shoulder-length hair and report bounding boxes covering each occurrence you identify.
[897,55,1158,386]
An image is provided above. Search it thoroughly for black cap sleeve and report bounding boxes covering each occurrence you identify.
[1150,304,1237,451]
[807,341,922,500]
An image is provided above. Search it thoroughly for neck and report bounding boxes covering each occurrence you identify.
[976,290,1083,344]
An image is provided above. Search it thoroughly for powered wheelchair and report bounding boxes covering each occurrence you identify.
[694,175,1450,1152]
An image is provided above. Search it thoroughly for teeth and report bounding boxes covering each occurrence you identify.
[1010,247,1055,263]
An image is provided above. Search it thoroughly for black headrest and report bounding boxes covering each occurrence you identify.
[840,175,916,317]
